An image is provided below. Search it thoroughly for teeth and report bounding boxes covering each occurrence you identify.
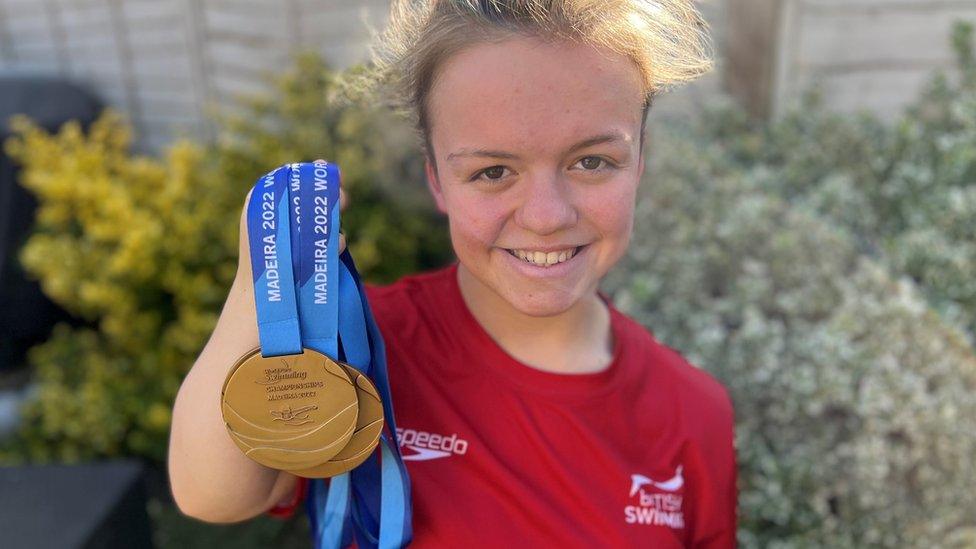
[508,246,579,267]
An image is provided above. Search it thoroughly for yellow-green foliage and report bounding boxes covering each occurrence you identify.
[2,113,221,461]
[1,52,451,462]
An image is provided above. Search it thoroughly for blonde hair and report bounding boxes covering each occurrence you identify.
[338,0,714,158]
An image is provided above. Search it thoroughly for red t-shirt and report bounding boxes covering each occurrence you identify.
[270,261,737,547]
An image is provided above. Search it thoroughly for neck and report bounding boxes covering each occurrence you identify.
[456,262,614,375]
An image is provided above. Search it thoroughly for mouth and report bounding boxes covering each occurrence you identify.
[504,245,586,268]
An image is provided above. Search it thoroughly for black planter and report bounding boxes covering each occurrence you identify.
[0,459,153,548]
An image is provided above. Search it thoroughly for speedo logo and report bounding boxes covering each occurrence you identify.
[395,427,469,461]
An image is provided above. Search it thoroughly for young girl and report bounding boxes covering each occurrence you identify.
[168,1,736,547]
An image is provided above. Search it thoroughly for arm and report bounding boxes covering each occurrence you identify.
[168,175,347,523]
[167,186,299,523]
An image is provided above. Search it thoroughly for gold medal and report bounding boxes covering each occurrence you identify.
[221,347,359,470]
[286,364,385,478]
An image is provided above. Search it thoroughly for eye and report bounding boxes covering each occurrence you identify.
[574,156,612,171]
[470,165,510,182]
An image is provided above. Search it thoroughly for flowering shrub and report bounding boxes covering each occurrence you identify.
[603,22,976,547]
[1,53,450,462]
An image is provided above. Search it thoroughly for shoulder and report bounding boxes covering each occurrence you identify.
[614,309,734,427]
[363,264,451,311]
[362,263,456,339]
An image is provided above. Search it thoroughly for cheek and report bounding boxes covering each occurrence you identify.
[444,190,509,245]
[583,180,637,238]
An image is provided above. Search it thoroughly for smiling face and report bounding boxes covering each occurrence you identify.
[424,35,647,318]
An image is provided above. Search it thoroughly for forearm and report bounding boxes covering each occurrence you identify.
[167,273,298,522]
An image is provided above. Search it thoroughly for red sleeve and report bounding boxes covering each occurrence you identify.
[696,413,738,548]
[705,445,738,548]
[267,476,309,519]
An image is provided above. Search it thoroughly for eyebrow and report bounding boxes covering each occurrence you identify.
[445,131,629,163]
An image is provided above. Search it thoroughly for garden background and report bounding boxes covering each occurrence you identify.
[1,1,975,548]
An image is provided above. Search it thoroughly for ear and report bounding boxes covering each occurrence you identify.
[425,155,447,214]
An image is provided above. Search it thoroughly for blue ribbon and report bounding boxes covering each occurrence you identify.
[295,162,342,360]
[246,165,302,357]
[340,250,413,549]
[247,162,412,548]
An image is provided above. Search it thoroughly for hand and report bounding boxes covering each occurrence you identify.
[313,158,348,254]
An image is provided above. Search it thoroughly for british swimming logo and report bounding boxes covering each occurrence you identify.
[396,427,469,461]
[625,465,685,529]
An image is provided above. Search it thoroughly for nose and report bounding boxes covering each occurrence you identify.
[513,171,578,235]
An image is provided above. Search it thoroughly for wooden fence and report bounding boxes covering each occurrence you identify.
[726,0,976,119]
[0,0,392,152]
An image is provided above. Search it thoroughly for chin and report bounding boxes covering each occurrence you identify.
[501,287,580,318]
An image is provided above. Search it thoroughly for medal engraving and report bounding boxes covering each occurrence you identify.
[271,404,318,426]
[221,347,359,470]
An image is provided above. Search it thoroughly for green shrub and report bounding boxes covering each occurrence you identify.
[670,22,976,346]
[603,21,976,547]
[1,52,451,463]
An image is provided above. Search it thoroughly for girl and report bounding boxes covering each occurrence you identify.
[168,1,736,547]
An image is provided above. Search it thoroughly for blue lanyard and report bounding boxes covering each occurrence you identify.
[246,165,302,357]
[337,249,412,549]
[246,162,412,548]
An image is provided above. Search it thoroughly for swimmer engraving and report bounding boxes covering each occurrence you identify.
[271,404,318,426]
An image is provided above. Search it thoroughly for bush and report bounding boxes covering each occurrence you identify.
[1,52,451,463]
[602,21,976,547]
[668,22,976,346]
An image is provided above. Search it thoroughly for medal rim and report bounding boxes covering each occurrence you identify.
[285,364,384,478]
